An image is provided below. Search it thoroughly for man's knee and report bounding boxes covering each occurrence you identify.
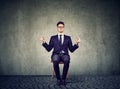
[52,55,60,63]
[62,55,70,63]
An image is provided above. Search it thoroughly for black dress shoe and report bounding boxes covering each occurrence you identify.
[62,80,67,86]
[56,80,61,86]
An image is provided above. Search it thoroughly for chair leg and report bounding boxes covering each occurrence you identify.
[66,72,69,79]
[52,66,54,79]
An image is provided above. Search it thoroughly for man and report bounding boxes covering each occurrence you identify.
[40,21,80,86]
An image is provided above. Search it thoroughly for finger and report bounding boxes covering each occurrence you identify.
[78,37,80,41]
[40,36,44,41]
[40,37,43,40]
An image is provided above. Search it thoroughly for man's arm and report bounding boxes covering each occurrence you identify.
[68,37,80,52]
[41,36,53,52]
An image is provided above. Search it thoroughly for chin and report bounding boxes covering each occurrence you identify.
[60,31,63,33]
[60,32,63,33]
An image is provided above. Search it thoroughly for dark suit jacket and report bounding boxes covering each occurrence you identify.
[42,35,78,56]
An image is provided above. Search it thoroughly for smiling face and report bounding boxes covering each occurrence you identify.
[57,24,64,33]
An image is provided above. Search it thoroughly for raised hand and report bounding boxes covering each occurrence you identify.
[40,36,46,43]
[76,37,80,45]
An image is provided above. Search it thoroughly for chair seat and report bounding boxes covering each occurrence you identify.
[51,60,64,64]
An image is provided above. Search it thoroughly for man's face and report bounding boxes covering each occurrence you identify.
[57,24,64,33]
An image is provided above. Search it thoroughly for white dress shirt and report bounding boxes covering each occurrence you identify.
[58,33,64,45]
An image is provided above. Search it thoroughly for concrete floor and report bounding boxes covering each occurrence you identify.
[0,75,120,89]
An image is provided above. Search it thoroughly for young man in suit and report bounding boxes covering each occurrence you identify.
[40,21,80,86]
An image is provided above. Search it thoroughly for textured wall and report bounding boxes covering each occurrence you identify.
[0,0,120,75]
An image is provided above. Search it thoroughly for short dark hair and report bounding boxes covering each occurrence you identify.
[57,21,65,26]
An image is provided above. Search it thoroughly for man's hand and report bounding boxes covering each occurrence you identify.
[76,37,80,45]
[40,36,46,43]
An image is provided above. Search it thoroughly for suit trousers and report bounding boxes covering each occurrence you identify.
[52,54,70,80]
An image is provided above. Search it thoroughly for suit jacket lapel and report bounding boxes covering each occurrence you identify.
[55,35,60,44]
[62,35,66,45]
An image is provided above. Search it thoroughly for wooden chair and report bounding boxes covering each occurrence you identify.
[51,59,69,79]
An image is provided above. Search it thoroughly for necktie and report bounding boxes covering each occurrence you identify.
[60,35,62,45]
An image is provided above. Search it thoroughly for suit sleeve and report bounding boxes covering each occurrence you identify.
[68,37,79,52]
[42,36,53,52]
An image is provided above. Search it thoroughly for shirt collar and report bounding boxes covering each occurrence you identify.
[58,33,64,36]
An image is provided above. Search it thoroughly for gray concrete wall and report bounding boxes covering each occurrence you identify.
[0,0,120,75]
